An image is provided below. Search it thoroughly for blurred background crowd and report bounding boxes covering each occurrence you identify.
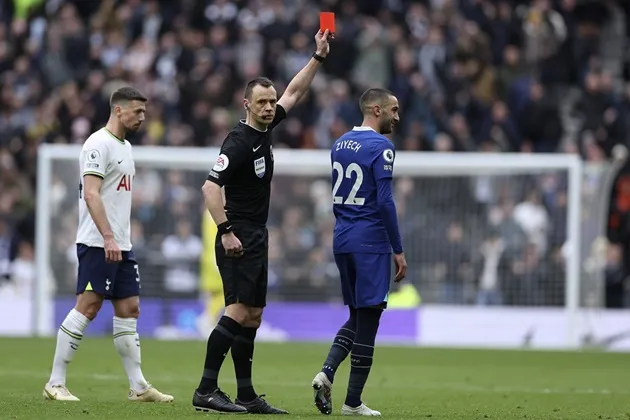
[1,0,630,309]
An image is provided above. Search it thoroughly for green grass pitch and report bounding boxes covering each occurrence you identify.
[0,337,628,419]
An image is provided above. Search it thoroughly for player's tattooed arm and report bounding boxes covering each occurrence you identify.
[83,175,122,262]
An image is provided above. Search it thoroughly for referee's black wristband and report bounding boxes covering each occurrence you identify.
[312,52,325,63]
[217,221,233,235]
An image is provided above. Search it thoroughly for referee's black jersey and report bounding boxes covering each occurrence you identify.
[206,104,287,226]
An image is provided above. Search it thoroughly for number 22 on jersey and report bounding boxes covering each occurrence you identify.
[332,161,365,206]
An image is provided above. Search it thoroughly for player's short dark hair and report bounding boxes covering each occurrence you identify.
[110,87,147,108]
[359,88,395,114]
[244,77,275,100]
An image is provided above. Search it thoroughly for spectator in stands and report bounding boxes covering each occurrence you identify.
[476,228,508,306]
[161,219,203,297]
[0,218,11,285]
[438,221,472,305]
[510,242,548,306]
[605,243,626,308]
[513,188,551,256]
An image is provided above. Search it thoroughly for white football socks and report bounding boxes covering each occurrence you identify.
[48,311,149,392]
[113,316,149,392]
[48,308,90,386]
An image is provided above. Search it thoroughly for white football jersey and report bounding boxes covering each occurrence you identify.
[76,128,135,251]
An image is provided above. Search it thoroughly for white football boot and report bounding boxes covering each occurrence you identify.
[341,403,381,416]
[128,386,174,402]
[43,384,80,401]
[312,371,333,415]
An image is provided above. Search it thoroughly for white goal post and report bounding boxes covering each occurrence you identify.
[36,144,585,346]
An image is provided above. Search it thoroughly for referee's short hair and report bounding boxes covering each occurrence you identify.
[244,77,275,100]
[359,88,395,115]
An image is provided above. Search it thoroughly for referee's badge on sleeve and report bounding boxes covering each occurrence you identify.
[213,154,229,172]
[254,156,265,178]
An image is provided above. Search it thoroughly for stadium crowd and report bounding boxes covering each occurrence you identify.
[1,0,630,308]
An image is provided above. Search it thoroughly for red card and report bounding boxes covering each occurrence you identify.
[319,12,335,36]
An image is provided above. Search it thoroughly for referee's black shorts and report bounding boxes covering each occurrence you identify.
[215,223,268,308]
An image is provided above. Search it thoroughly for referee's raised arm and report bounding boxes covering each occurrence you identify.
[277,29,330,114]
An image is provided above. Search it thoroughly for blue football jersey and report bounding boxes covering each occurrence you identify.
[331,127,396,254]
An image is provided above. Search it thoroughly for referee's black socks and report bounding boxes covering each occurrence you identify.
[345,307,382,408]
[231,326,258,401]
[198,316,242,393]
[322,307,357,383]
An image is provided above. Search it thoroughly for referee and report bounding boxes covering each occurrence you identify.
[193,29,331,414]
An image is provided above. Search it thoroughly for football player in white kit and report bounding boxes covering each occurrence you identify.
[43,87,173,403]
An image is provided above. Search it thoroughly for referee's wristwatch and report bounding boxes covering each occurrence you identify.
[312,52,325,63]
[217,221,233,236]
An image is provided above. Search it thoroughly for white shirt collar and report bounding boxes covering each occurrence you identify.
[352,126,376,132]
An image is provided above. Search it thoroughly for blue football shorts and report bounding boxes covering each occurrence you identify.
[334,252,392,308]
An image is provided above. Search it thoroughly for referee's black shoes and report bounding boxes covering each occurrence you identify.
[235,394,289,414]
[192,388,248,413]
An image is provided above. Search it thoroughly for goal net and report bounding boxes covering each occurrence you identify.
[30,144,621,348]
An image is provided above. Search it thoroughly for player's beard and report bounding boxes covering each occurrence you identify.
[125,122,142,134]
[380,117,393,135]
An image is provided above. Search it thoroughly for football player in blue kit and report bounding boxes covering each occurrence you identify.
[312,88,407,416]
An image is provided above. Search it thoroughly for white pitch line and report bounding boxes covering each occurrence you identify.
[0,369,626,396]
